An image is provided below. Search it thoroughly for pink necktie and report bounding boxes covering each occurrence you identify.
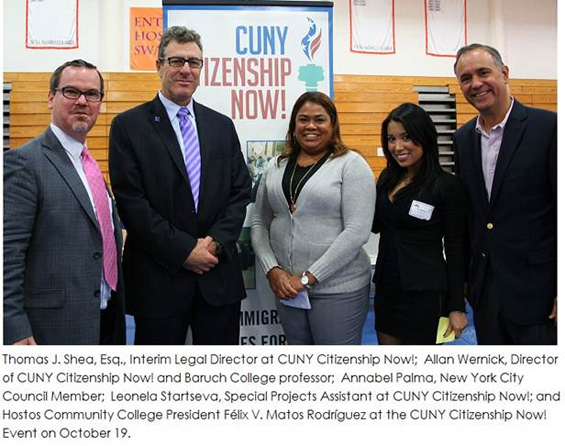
[81,146,118,291]
[177,107,201,212]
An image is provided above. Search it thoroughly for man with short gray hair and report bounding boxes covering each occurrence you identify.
[109,26,251,345]
[453,43,557,344]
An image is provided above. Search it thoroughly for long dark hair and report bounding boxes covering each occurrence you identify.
[278,92,348,165]
[378,103,442,198]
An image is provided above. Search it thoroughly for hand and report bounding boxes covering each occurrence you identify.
[13,336,37,345]
[445,311,468,339]
[267,267,303,299]
[183,236,219,274]
[206,239,217,257]
[549,297,557,324]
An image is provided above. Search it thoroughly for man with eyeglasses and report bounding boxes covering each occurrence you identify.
[109,26,251,345]
[4,59,126,345]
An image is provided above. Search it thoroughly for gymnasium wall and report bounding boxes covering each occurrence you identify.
[3,0,557,178]
[5,72,556,179]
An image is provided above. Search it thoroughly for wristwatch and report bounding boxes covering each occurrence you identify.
[213,240,225,259]
[301,272,311,289]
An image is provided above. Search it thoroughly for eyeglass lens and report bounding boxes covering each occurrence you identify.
[168,57,203,69]
[60,87,102,102]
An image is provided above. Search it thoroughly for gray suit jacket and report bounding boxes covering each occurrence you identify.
[3,128,126,345]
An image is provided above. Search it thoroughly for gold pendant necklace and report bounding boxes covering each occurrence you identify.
[400,176,412,187]
[289,157,321,213]
[389,175,414,202]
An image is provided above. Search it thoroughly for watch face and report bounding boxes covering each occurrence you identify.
[301,275,309,285]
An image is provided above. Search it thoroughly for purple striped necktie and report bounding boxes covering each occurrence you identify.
[81,146,118,291]
[177,107,201,212]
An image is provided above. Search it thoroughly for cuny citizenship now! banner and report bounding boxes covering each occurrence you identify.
[164,1,334,344]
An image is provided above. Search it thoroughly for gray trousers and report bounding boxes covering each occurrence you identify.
[276,284,370,345]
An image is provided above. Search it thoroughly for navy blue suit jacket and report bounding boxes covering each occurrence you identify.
[109,96,251,318]
[454,100,557,324]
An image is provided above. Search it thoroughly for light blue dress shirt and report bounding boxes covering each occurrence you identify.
[158,91,200,154]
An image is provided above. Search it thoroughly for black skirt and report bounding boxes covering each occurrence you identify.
[374,285,443,345]
[373,190,445,345]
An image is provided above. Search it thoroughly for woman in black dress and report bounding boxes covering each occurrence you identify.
[373,103,468,345]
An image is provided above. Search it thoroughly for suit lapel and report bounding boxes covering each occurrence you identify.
[41,129,99,228]
[148,96,191,185]
[112,199,123,264]
[488,101,527,208]
[468,121,489,208]
[193,101,210,204]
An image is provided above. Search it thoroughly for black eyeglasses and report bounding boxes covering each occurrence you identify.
[54,87,103,102]
[162,57,204,69]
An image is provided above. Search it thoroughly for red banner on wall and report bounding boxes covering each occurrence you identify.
[425,0,467,57]
[349,0,395,54]
[26,0,79,49]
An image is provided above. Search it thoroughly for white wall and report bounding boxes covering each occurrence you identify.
[2,0,157,72]
[333,0,557,78]
[3,0,557,79]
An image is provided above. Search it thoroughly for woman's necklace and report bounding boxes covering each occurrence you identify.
[399,175,413,188]
[389,175,414,202]
[288,157,322,213]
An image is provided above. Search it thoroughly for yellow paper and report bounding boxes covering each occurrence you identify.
[436,317,455,344]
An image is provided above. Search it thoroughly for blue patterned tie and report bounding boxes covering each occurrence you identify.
[177,107,201,212]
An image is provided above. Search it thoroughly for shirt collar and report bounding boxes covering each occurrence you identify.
[158,91,195,122]
[49,123,85,160]
[475,97,515,135]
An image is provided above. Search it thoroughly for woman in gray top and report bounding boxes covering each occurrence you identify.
[251,92,375,345]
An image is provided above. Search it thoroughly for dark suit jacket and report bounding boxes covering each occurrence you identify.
[109,96,251,318]
[372,171,468,313]
[3,128,126,345]
[454,100,557,324]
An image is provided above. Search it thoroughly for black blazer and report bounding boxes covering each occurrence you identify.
[372,171,468,313]
[109,96,251,318]
[453,100,557,325]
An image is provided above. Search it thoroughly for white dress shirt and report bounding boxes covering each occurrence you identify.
[475,98,514,200]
